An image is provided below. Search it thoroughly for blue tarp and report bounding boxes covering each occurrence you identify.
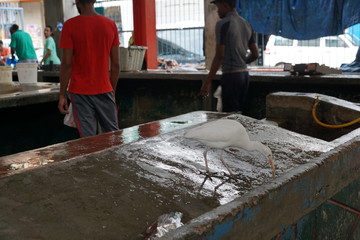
[347,23,360,45]
[237,0,360,40]
[340,46,360,72]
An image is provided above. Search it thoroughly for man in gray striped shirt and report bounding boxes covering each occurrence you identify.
[201,0,259,112]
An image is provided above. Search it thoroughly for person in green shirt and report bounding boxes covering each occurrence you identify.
[40,25,61,66]
[9,24,37,63]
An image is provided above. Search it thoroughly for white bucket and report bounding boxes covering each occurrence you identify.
[120,46,147,71]
[0,66,13,85]
[16,63,38,84]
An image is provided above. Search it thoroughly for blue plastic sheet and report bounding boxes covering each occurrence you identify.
[347,23,360,44]
[340,46,360,72]
[237,0,360,40]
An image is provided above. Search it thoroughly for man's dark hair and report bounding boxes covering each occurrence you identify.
[211,0,236,8]
[46,25,53,31]
[78,0,96,4]
[227,0,236,8]
[10,24,19,31]
[0,40,3,45]
[46,25,55,36]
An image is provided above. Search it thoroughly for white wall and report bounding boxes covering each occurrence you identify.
[204,0,219,69]
[20,1,45,60]
[63,0,79,22]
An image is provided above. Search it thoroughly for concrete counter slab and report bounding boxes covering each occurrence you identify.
[0,111,351,239]
[3,70,360,111]
[0,82,59,109]
[17,68,360,84]
[119,70,360,87]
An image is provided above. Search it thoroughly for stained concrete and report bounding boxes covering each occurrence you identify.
[0,110,347,239]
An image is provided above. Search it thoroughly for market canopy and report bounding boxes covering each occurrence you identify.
[237,0,360,40]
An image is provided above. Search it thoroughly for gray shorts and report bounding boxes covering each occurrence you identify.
[70,92,119,137]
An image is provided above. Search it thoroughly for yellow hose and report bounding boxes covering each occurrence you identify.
[312,96,360,128]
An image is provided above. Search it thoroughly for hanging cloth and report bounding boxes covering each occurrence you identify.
[236,0,360,40]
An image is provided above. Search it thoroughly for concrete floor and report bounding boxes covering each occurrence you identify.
[0,111,342,239]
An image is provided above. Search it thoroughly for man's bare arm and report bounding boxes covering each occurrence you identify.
[200,44,225,97]
[58,48,73,114]
[245,42,259,64]
[109,45,120,91]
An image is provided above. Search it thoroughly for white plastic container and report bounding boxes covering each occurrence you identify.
[120,46,147,71]
[16,63,38,84]
[0,66,13,85]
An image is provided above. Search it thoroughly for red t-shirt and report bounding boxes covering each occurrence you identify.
[60,15,120,95]
[0,47,10,64]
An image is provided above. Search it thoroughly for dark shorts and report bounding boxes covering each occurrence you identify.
[70,92,119,138]
[220,71,249,112]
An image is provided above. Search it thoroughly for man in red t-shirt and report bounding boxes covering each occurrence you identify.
[58,0,120,137]
[0,40,10,65]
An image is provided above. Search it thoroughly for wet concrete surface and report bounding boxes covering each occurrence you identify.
[0,112,228,178]
[122,114,335,204]
[0,111,226,239]
[0,111,343,239]
[0,150,219,239]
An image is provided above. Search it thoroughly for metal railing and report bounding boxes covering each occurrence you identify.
[157,27,205,64]
[155,0,205,64]
[94,0,205,64]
